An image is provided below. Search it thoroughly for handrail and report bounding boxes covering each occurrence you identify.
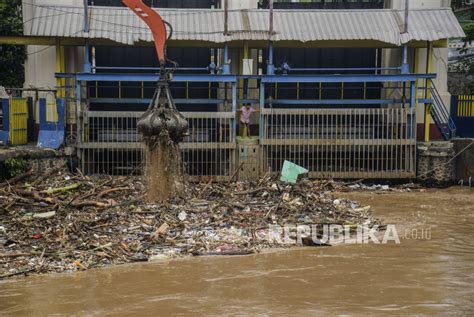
[430,83,456,130]
[428,81,456,139]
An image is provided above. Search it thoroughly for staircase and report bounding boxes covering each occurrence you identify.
[430,83,456,140]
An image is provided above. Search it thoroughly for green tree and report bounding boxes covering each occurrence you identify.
[0,0,26,88]
[448,2,474,94]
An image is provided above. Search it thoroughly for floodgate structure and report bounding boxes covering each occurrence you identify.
[0,0,469,182]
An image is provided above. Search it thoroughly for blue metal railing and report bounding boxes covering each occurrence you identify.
[430,82,456,140]
[93,66,209,72]
[279,67,401,73]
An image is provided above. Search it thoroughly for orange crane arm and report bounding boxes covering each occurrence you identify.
[122,0,168,65]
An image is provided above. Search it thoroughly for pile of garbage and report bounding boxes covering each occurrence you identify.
[322,180,424,192]
[0,164,381,279]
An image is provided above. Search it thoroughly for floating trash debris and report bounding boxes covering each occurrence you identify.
[0,165,395,279]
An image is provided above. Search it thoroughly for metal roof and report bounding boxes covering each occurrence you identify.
[24,5,465,46]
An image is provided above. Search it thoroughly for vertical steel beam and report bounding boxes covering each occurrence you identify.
[414,47,419,107]
[242,41,249,100]
[425,42,433,142]
[223,43,230,74]
[238,42,249,104]
[222,0,230,75]
[75,80,83,172]
[56,41,66,98]
[267,42,274,75]
[84,41,92,73]
[409,81,416,138]
[269,0,274,36]
[83,0,92,73]
[260,82,265,143]
[232,82,237,140]
[243,41,249,60]
[91,46,96,74]
[401,45,409,74]
[401,0,409,74]
[56,44,61,96]
[223,0,228,36]
[83,0,89,33]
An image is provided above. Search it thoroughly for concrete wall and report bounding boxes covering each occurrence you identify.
[23,46,56,92]
[22,0,57,93]
[22,0,84,122]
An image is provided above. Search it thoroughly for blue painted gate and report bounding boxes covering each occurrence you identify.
[451,95,474,138]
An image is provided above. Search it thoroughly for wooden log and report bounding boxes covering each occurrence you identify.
[15,189,56,204]
[98,187,129,198]
[1,169,34,187]
[151,222,169,240]
[71,200,110,208]
[0,252,31,258]
[41,183,81,195]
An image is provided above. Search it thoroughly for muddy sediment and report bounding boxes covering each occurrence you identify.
[143,135,183,202]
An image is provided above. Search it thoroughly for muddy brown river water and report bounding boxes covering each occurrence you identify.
[1,187,473,316]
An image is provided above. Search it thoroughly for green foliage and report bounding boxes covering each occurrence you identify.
[452,0,464,9]
[0,0,26,88]
[449,4,474,94]
[0,158,29,179]
[464,23,474,43]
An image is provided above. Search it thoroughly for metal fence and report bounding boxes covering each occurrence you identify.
[78,110,236,180]
[260,108,416,178]
[2,97,29,146]
[456,95,474,117]
[180,112,236,181]
[451,95,474,138]
[78,108,415,179]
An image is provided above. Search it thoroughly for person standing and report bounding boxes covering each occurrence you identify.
[239,103,258,137]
